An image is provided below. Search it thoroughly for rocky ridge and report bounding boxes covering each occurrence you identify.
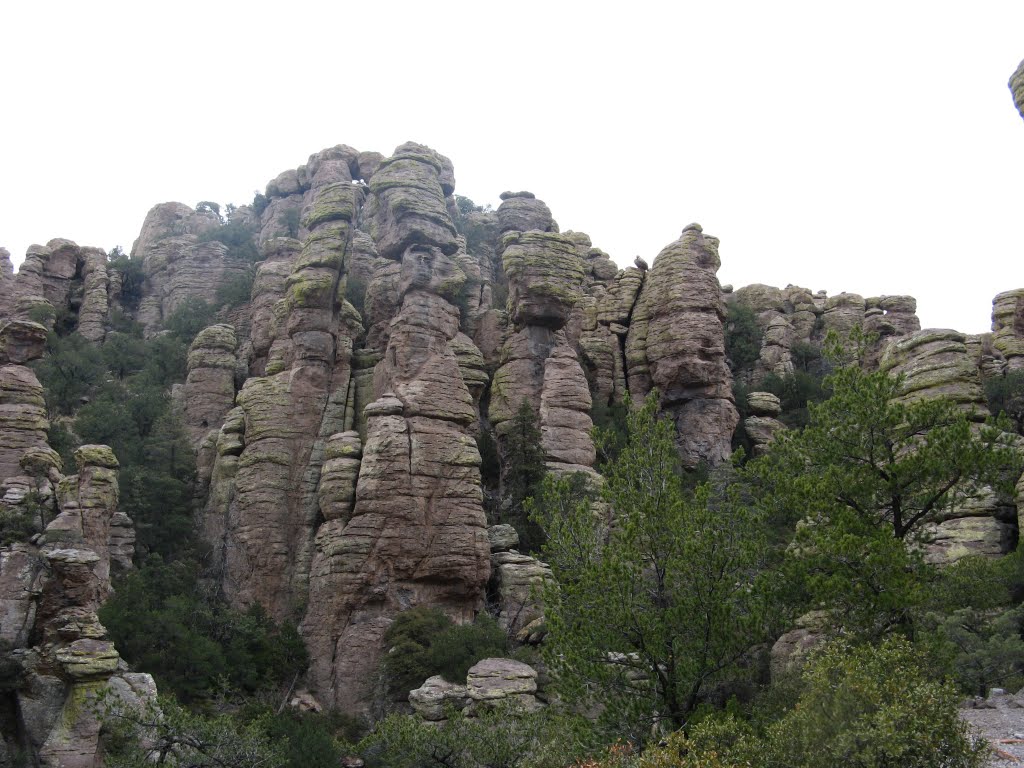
[0,123,1022,744]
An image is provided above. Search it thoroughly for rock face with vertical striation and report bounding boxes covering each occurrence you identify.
[0,436,150,768]
[993,289,1024,371]
[183,324,238,445]
[488,194,597,479]
[17,134,1020,726]
[626,224,737,467]
[301,233,490,714]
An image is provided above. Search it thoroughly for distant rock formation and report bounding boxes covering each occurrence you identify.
[2,126,1023,725]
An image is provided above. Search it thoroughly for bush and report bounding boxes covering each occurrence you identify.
[758,370,828,428]
[381,607,508,697]
[109,253,146,310]
[215,267,256,308]
[100,556,308,703]
[31,332,106,414]
[724,302,762,373]
[164,297,216,343]
[198,219,260,262]
[763,636,987,768]
[360,704,592,768]
[986,369,1024,434]
[501,400,547,552]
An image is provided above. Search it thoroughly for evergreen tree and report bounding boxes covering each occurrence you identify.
[531,395,786,739]
[749,333,1023,637]
[501,399,547,551]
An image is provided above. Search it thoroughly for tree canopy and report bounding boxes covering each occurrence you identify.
[531,394,787,738]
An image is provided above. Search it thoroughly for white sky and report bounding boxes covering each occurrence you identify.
[2,1,1023,333]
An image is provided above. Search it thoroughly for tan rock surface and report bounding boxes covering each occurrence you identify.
[625,225,737,467]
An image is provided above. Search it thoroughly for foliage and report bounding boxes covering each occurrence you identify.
[764,636,987,768]
[361,704,592,768]
[252,191,270,217]
[532,394,787,740]
[280,207,301,238]
[195,200,222,218]
[164,296,216,343]
[197,219,260,262]
[215,266,256,308]
[245,706,357,768]
[591,399,630,469]
[100,556,308,703]
[345,277,368,319]
[32,332,106,415]
[591,638,987,768]
[109,251,146,310]
[100,694,286,768]
[381,606,508,698]
[451,195,497,256]
[748,334,1023,637]
[724,302,762,374]
[985,368,1024,434]
[0,493,41,546]
[501,399,547,552]
[757,370,828,429]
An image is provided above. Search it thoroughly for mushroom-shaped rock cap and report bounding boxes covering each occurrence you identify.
[488,524,520,553]
[20,446,63,477]
[325,431,363,460]
[499,191,536,200]
[747,391,783,417]
[73,444,119,469]
[364,394,404,418]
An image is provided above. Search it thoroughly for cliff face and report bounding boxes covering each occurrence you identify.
[2,122,1024,725]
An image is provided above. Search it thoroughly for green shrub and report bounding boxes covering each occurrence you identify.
[109,253,146,310]
[381,607,508,697]
[763,637,988,767]
[758,370,828,428]
[501,400,547,552]
[724,302,762,373]
[986,369,1024,434]
[31,332,106,415]
[100,556,308,703]
[592,399,630,469]
[215,267,256,308]
[344,277,367,319]
[164,297,216,343]
[198,219,260,262]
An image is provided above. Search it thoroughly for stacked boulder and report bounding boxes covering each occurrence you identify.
[743,392,786,456]
[489,193,597,479]
[626,224,737,468]
[487,524,553,638]
[408,658,542,721]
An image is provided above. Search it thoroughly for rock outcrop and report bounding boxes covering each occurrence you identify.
[626,224,737,468]
[183,324,238,445]
[0,438,151,767]
[880,329,1017,562]
[1010,58,1024,122]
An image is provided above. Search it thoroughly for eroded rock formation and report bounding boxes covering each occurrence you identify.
[626,224,737,468]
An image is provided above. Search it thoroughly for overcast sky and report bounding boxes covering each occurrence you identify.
[2,2,1023,333]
